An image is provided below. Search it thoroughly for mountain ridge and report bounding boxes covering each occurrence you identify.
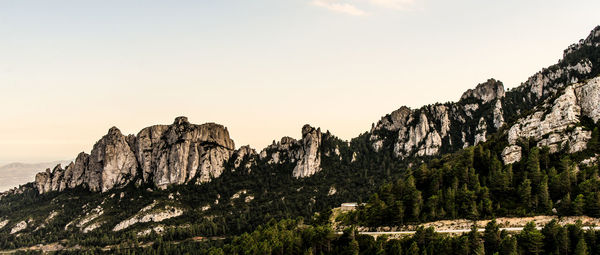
[22,25,600,195]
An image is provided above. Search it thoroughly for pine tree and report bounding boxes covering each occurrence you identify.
[575,238,588,255]
[559,193,572,215]
[387,240,402,255]
[407,241,420,255]
[557,227,570,255]
[468,225,484,255]
[348,240,359,255]
[518,222,544,255]
[499,235,518,255]
[541,219,561,254]
[527,147,542,186]
[519,179,533,209]
[573,194,585,215]
[538,176,551,213]
[484,220,501,255]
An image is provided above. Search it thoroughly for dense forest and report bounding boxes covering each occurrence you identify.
[34,218,600,255]
[344,120,600,227]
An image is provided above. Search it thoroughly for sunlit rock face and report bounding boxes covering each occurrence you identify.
[292,125,322,178]
[502,145,522,165]
[138,117,235,189]
[257,124,324,178]
[371,79,505,158]
[35,117,236,193]
[36,127,138,193]
[506,77,600,154]
[461,78,505,104]
[87,127,139,192]
[232,145,257,171]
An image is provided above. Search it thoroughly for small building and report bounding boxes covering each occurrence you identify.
[340,202,358,211]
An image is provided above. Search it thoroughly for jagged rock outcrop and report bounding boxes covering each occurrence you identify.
[35,127,138,193]
[260,137,298,164]
[502,145,522,165]
[87,127,138,192]
[293,125,322,178]
[10,220,27,234]
[461,78,505,103]
[576,77,600,122]
[505,26,600,115]
[137,117,235,188]
[28,26,600,195]
[35,117,236,193]
[0,219,8,229]
[369,26,600,159]
[135,125,169,182]
[505,77,600,154]
[232,145,257,170]
[113,202,183,232]
[371,79,505,158]
[63,153,90,189]
[34,168,53,194]
[257,125,324,178]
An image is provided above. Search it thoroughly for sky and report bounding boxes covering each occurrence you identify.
[1,0,599,164]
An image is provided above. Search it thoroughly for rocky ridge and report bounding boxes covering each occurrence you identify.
[369,26,600,160]
[35,117,237,193]
[29,26,600,195]
[34,117,328,194]
[501,77,600,163]
[258,124,326,178]
[370,79,506,158]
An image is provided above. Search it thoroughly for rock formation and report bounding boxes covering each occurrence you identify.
[232,145,257,170]
[257,125,324,178]
[501,145,522,165]
[87,127,138,192]
[292,125,322,178]
[504,77,600,154]
[371,79,505,158]
[259,137,298,165]
[35,117,236,193]
[136,117,235,188]
[460,78,505,103]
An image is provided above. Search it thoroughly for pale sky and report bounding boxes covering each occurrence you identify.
[1,0,599,164]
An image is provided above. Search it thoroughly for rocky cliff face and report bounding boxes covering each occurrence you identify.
[370,79,505,158]
[292,125,322,178]
[369,26,600,160]
[35,118,329,193]
[232,145,257,171]
[35,117,236,193]
[503,26,600,121]
[461,78,505,104]
[87,127,138,192]
[258,125,324,178]
[501,76,600,164]
[136,117,235,188]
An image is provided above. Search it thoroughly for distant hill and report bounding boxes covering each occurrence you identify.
[0,161,71,192]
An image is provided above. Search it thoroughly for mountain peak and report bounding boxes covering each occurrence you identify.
[173,116,189,125]
[460,78,505,103]
[107,126,122,136]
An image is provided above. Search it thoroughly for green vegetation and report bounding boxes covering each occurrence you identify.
[53,219,600,255]
[345,120,600,226]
